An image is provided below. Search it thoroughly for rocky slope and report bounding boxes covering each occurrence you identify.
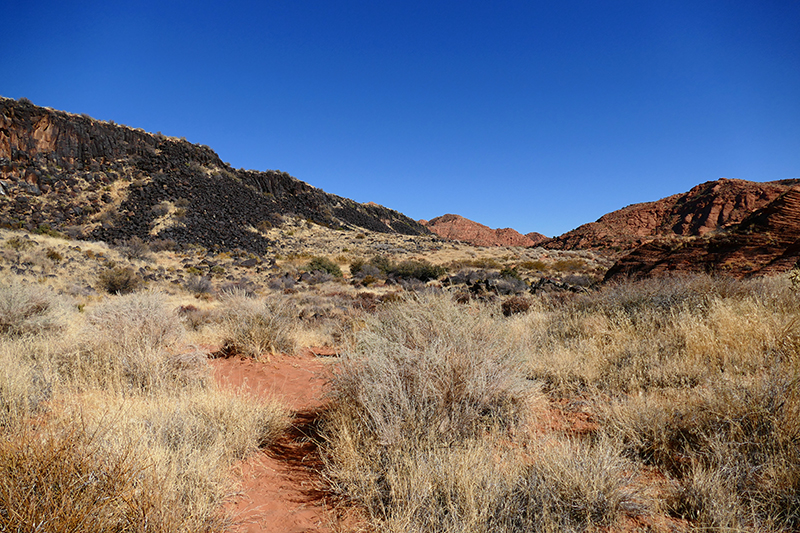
[0,97,428,254]
[422,214,548,247]
[545,178,798,255]
[605,185,800,281]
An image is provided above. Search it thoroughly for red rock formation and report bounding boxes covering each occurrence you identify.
[422,214,546,247]
[546,179,797,255]
[605,186,800,281]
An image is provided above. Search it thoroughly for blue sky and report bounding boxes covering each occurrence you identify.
[3,1,799,237]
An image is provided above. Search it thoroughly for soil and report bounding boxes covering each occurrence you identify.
[210,350,341,533]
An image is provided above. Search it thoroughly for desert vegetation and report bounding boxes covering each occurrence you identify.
[319,275,800,532]
[1,224,798,532]
[0,285,290,532]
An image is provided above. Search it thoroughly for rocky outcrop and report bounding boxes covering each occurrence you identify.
[0,97,429,253]
[545,179,797,255]
[605,186,800,281]
[422,214,546,247]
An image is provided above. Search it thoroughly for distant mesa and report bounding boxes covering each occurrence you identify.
[421,214,548,247]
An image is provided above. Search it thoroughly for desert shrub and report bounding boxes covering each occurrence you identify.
[87,291,183,353]
[552,258,585,272]
[493,276,528,295]
[604,366,800,530]
[489,437,642,532]
[390,259,445,281]
[217,290,296,357]
[325,294,534,445]
[448,268,498,286]
[368,254,393,274]
[501,296,531,317]
[71,291,189,393]
[518,259,547,271]
[349,257,366,276]
[0,422,144,533]
[267,273,295,291]
[0,284,68,338]
[98,266,142,294]
[185,275,213,295]
[351,260,381,282]
[500,265,522,280]
[116,235,151,260]
[45,248,63,263]
[0,339,56,428]
[148,238,177,252]
[150,201,171,216]
[321,293,653,531]
[33,223,67,239]
[218,276,258,297]
[304,256,343,278]
[0,389,290,533]
[177,305,214,331]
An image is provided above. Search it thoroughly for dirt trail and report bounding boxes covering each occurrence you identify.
[210,350,338,533]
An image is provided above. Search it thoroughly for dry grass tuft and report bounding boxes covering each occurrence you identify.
[217,289,297,357]
[0,283,70,338]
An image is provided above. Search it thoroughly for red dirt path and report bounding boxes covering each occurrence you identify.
[210,350,339,533]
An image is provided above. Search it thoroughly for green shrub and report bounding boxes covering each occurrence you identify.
[98,266,142,294]
[391,259,446,281]
[304,256,342,278]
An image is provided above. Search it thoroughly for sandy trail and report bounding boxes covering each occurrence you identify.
[210,350,338,533]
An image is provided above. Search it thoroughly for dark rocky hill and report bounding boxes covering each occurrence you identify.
[0,97,428,254]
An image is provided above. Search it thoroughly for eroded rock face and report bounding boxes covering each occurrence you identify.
[0,97,429,253]
[604,186,800,281]
[421,214,547,247]
[545,178,797,255]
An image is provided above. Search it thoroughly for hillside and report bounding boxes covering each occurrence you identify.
[605,185,800,281]
[545,178,798,255]
[422,213,548,247]
[0,97,429,254]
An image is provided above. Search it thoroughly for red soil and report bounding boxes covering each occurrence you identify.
[210,350,339,533]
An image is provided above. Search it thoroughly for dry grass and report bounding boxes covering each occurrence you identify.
[320,276,800,532]
[0,283,290,532]
[320,294,650,532]
[217,289,297,357]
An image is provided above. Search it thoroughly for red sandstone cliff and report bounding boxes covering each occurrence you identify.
[546,178,797,255]
[605,185,800,281]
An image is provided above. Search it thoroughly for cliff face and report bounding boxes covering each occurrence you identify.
[422,214,548,247]
[604,186,800,281]
[0,97,428,253]
[545,179,796,255]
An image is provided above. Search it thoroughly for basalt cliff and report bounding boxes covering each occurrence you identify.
[0,97,429,254]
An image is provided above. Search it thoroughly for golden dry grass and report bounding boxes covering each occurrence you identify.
[320,277,800,532]
[0,283,290,532]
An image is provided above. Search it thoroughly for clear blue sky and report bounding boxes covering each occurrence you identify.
[3,1,799,237]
